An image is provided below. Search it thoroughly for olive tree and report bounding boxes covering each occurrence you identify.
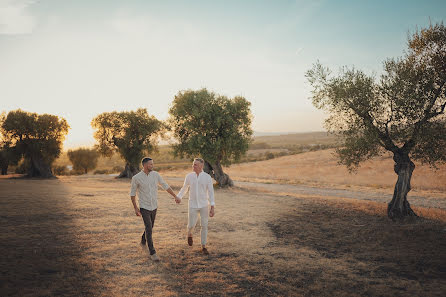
[168,88,253,187]
[0,143,20,175]
[67,147,99,174]
[306,23,446,220]
[91,108,164,178]
[0,109,69,178]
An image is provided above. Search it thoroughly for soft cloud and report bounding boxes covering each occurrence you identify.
[110,16,151,36]
[0,0,36,34]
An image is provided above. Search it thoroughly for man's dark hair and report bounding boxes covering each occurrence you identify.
[141,157,153,165]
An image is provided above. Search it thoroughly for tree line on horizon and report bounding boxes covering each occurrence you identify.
[0,88,253,187]
[1,23,445,220]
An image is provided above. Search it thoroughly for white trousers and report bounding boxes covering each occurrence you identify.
[188,206,209,246]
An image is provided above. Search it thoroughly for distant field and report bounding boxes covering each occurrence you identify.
[51,132,339,173]
[163,148,446,197]
[252,131,338,148]
[225,149,446,193]
[51,132,446,196]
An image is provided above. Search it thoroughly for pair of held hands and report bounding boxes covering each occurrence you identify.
[134,197,215,217]
[174,196,181,204]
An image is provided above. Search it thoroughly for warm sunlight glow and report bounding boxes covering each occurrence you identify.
[0,1,443,148]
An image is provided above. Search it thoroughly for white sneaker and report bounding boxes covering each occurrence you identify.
[151,253,160,261]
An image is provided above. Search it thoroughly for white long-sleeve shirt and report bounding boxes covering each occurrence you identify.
[130,170,170,211]
[177,171,215,208]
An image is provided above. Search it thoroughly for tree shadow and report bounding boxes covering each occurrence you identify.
[0,178,96,296]
[267,200,446,295]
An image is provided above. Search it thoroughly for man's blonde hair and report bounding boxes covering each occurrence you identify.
[194,158,204,164]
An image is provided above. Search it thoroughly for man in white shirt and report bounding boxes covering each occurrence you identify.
[177,158,215,255]
[130,157,180,261]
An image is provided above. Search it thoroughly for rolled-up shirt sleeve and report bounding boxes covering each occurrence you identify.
[177,175,190,199]
[207,175,215,206]
[157,173,170,190]
[130,176,138,196]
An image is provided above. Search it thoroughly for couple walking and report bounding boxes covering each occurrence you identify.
[130,157,215,261]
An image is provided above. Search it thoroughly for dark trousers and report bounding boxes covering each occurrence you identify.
[140,208,157,255]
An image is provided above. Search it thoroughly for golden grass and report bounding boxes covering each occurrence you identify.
[1,176,445,296]
[224,149,446,193]
[253,131,337,147]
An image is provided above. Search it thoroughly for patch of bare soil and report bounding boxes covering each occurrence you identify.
[1,175,445,296]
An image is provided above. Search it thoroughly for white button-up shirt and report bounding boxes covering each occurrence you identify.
[177,171,215,209]
[130,170,170,211]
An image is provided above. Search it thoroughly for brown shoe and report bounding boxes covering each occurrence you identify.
[200,247,209,255]
[187,236,193,246]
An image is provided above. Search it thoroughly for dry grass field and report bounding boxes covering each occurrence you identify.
[252,132,338,147]
[1,171,445,296]
[224,149,446,193]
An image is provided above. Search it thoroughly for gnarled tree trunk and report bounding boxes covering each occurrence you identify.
[1,165,7,175]
[118,163,139,178]
[387,153,417,220]
[27,157,54,178]
[0,152,8,175]
[204,160,234,187]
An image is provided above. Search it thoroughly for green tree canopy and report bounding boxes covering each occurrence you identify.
[168,88,253,186]
[91,108,164,178]
[67,147,100,174]
[306,23,446,220]
[0,109,69,178]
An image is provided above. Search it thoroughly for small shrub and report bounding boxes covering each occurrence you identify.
[249,142,271,150]
[14,160,28,174]
[265,152,275,160]
[53,165,69,176]
[112,166,124,173]
[70,169,84,175]
[277,151,289,157]
[67,148,99,174]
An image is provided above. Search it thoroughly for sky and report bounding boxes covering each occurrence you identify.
[0,0,445,148]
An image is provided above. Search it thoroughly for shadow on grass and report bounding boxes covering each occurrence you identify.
[160,248,287,297]
[267,199,446,296]
[0,178,96,296]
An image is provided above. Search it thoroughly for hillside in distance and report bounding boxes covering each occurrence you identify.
[252,131,338,148]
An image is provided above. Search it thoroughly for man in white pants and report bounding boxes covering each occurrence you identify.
[177,158,215,255]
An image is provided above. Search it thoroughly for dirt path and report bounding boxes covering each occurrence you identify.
[1,175,445,296]
[235,181,446,210]
[167,176,446,210]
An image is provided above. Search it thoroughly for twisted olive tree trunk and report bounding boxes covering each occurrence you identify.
[118,163,139,178]
[387,153,417,220]
[1,165,8,175]
[27,157,54,178]
[204,160,234,187]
